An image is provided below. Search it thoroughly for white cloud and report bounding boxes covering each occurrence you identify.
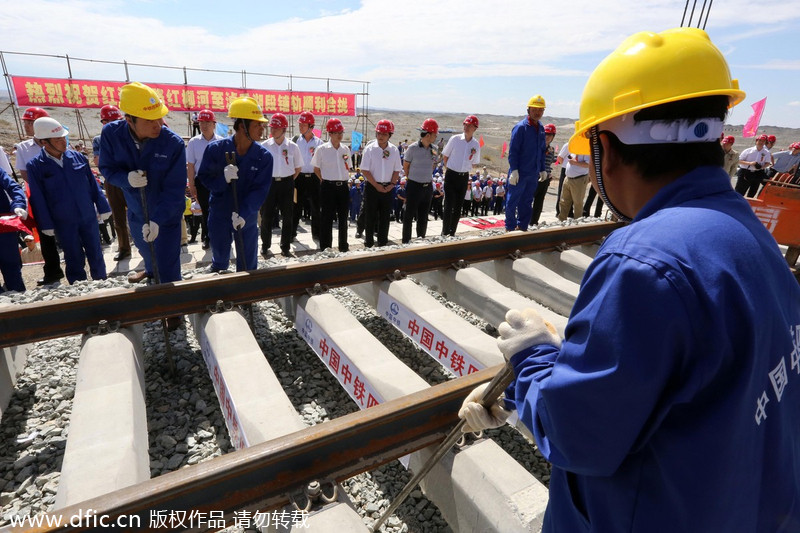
[3,0,800,125]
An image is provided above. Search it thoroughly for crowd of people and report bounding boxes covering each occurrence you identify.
[1,81,799,297]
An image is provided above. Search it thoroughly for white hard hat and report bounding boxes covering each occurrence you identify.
[33,117,68,140]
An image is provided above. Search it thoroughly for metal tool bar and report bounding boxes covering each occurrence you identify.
[20,366,501,533]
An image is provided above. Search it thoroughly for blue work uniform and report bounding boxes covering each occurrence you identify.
[196,138,272,272]
[505,166,800,532]
[27,150,111,284]
[506,118,545,231]
[0,169,27,292]
[98,120,186,283]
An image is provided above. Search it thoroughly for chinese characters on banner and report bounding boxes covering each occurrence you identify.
[295,305,386,409]
[377,290,483,377]
[199,332,250,450]
[11,76,356,116]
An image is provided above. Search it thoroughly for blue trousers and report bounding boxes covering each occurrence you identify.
[55,220,107,284]
[505,176,538,231]
[0,233,24,292]
[128,214,182,283]
[209,213,258,272]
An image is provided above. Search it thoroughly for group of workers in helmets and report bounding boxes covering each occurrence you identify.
[1,26,798,532]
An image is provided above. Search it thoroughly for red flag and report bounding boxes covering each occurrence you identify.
[479,135,485,147]
[0,215,33,235]
[742,97,767,138]
[501,141,507,158]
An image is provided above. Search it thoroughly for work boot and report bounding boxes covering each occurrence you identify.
[127,270,149,283]
[113,250,131,261]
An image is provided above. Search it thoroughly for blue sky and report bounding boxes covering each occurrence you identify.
[3,0,800,130]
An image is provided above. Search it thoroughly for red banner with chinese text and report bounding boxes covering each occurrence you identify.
[11,76,356,116]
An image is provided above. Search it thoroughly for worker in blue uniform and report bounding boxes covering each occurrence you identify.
[27,117,111,285]
[0,168,28,292]
[196,96,272,272]
[505,95,547,231]
[98,82,186,285]
[459,28,800,532]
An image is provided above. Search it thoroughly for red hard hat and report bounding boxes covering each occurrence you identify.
[544,123,556,135]
[326,118,344,133]
[791,142,800,150]
[299,111,315,126]
[197,109,215,122]
[269,113,289,129]
[100,105,122,122]
[767,135,776,143]
[421,118,439,134]
[722,135,735,145]
[375,119,394,134]
[757,134,768,142]
[463,115,479,128]
[22,107,48,121]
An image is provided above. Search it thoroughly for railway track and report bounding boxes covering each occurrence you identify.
[0,222,621,532]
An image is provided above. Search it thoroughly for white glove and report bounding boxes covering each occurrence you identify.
[224,164,239,183]
[458,382,512,433]
[538,171,548,182]
[128,170,147,188]
[509,170,519,186]
[497,308,562,361]
[14,208,28,220]
[41,229,55,237]
[142,221,159,242]
[99,211,112,221]
[231,212,245,230]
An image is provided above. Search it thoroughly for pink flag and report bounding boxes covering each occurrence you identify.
[313,128,322,137]
[742,97,767,138]
[501,141,507,158]
[479,135,485,147]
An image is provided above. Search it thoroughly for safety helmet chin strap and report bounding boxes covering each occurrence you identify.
[44,139,66,158]
[589,125,632,224]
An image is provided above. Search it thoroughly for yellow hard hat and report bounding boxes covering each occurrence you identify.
[119,82,169,120]
[527,95,546,109]
[228,96,268,122]
[569,27,745,154]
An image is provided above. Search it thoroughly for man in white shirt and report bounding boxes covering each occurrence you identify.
[361,119,402,247]
[15,107,65,285]
[471,179,483,217]
[494,180,505,215]
[735,134,772,197]
[312,118,351,252]
[482,180,494,216]
[441,115,481,235]
[186,109,223,250]
[261,113,302,257]
[557,146,591,221]
[294,111,323,241]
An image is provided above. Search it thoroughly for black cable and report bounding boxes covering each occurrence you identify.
[697,0,708,28]
[680,0,690,26]
[702,0,714,29]
[688,0,697,27]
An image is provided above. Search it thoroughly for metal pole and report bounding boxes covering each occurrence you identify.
[138,183,177,375]
[0,51,23,140]
[371,363,515,532]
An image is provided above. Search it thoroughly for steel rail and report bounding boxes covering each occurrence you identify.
[14,365,501,533]
[0,222,621,349]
